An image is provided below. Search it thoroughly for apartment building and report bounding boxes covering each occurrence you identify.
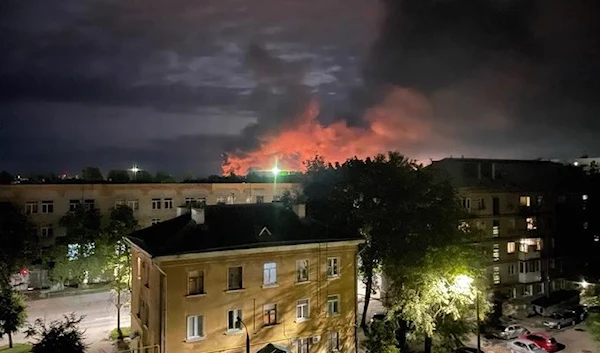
[429,158,567,305]
[126,203,362,353]
[0,182,299,247]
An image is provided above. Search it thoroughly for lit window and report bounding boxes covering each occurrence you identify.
[263,262,277,286]
[507,241,516,254]
[296,299,309,321]
[228,266,243,290]
[328,332,340,352]
[493,244,500,262]
[526,217,537,230]
[137,257,141,280]
[492,220,500,237]
[227,194,235,204]
[263,304,277,326]
[186,315,204,340]
[216,197,226,204]
[188,270,204,295]
[296,260,309,282]
[493,266,500,285]
[25,201,39,214]
[519,196,531,207]
[164,198,173,209]
[227,309,242,332]
[327,295,340,316]
[327,257,339,278]
[151,198,161,210]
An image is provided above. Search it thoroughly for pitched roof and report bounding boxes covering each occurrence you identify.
[126,203,360,257]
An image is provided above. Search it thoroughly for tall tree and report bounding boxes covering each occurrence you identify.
[25,314,87,353]
[134,170,154,182]
[82,167,103,181]
[0,287,27,348]
[0,202,37,284]
[154,171,175,183]
[0,171,13,184]
[107,170,130,183]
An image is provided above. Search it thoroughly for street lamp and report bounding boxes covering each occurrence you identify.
[454,275,481,353]
[236,317,250,353]
[271,166,280,176]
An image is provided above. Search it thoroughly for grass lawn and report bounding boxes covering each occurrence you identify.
[0,343,31,353]
[109,326,131,340]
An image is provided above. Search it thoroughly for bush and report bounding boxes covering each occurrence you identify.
[24,313,86,353]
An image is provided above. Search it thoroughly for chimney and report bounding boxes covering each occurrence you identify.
[191,208,205,224]
[292,203,306,219]
[177,206,190,216]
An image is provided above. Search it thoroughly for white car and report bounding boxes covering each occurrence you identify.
[507,338,546,353]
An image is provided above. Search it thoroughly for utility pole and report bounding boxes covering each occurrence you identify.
[476,291,481,353]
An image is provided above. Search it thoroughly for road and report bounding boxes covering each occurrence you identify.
[0,291,130,353]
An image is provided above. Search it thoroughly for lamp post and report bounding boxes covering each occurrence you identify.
[476,291,481,353]
[237,317,250,353]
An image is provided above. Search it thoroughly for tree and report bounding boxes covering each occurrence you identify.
[82,167,103,181]
[107,170,130,183]
[363,319,400,353]
[155,171,175,183]
[134,170,154,182]
[0,171,13,184]
[0,202,37,284]
[25,313,87,353]
[0,287,27,348]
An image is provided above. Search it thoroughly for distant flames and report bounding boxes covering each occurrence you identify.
[222,87,433,175]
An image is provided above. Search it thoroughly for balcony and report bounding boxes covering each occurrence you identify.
[519,271,542,284]
[518,250,541,261]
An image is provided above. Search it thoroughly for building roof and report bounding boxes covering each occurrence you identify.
[126,203,361,257]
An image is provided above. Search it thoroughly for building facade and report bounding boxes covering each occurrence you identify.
[126,203,362,353]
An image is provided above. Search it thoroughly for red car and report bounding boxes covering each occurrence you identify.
[519,332,558,352]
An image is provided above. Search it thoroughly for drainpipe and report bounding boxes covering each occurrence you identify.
[154,262,167,353]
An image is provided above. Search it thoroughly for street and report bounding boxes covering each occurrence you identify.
[0,291,130,353]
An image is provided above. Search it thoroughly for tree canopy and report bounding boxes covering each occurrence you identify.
[0,202,38,283]
[0,287,27,348]
[25,313,87,353]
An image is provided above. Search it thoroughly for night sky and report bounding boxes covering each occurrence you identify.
[1,0,600,176]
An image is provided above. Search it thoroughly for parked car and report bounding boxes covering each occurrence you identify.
[455,347,486,353]
[507,339,546,353]
[486,323,530,340]
[542,306,586,329]
[519,332,558,352]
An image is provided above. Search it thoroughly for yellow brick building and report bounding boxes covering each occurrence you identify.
[126,203,363,353]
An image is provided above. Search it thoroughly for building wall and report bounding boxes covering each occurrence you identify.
[132,243,359,353]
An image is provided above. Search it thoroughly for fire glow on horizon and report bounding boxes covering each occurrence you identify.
[222,87,433,176]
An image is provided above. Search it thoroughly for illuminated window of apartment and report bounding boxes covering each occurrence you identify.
[297,338,309,353]
[492,220,500,237]
[492,266,500,285]
[256,195,265,204]
[68,199,80,212]
[327,295,340,316]
[520,238,542,253]
[227,309,242,332]
[228,266,243,290]
[216,196,226,205]
[526,217,537,230]
[327,257,339,278]
[263,262,277,286]
[25,201,39,214]
[507,241,516,254]
[263,304,277,326]
[41,200,54,214]
[188,270,204,295]
[163,198,173,209]
[519,196,531,207]
[84,199,95,210]
[151,219,160,225]
[296,259,309,282]
[137,257,141,280]
[328,332,340,352]
[296,299,309,321]
[40,225,54,238]
[186,314,204,341]
[492,244,500,262]
[508,264,516,275]
[227,194,235,204]
[128,199,139,210]
[151,198,161,210]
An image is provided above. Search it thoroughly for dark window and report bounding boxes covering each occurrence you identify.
[492,197,500,215]
[228,267,243,290]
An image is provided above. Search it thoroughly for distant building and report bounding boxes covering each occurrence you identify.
[428,158,568,314]
[569,156,600,174]
[125,203,363,353]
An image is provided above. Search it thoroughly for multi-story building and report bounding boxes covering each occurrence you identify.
[125,203,363,353]
[429,158,567,308]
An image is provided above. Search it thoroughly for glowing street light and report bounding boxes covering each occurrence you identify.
[271,166,280,176]
[580,279,590,289]
[129,165,140,174]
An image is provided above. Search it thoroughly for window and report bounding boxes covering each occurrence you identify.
[519,260,540,273]
[461,198,471,210]
[493,244,500,262]
[297,338,309,353]
[187,315,204,340]
[227,194,235,204]
[128,199,139,210]
[25,201,38,214]
[151,198,161,210]
[534,283,544,295]
[508,218,516,231]
[40,225,54,238]
[520,238,542,252]
[151,218,160,225]
[114,199,125,207]
[84,199,95,210]
[188,270,204,295]
[227,309,242,332]
[520,196,531,207]
[508,264,516,275]
[296,299,309,321]
[327,295,340,316]
[511,288,517,299]
[263,263,277,286]
[164,198,173,209]
[327,257,339,277]
[492,220,499,237]
[142,261,149,286]
[263,304,277,325]
[256,195,265,204]
[184,197,195,205]
[507,241,516,254]
[228,266,243,290]
[526,217,537,230]
[493,266,500,285]
[328,332,340,352]
[492,196,500,215]
[41,200,54,214]
[536,195,543,206]
[477,197,486,210]
[296,260,309,282]
[68,199,80,211]
[137,257,141,280]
